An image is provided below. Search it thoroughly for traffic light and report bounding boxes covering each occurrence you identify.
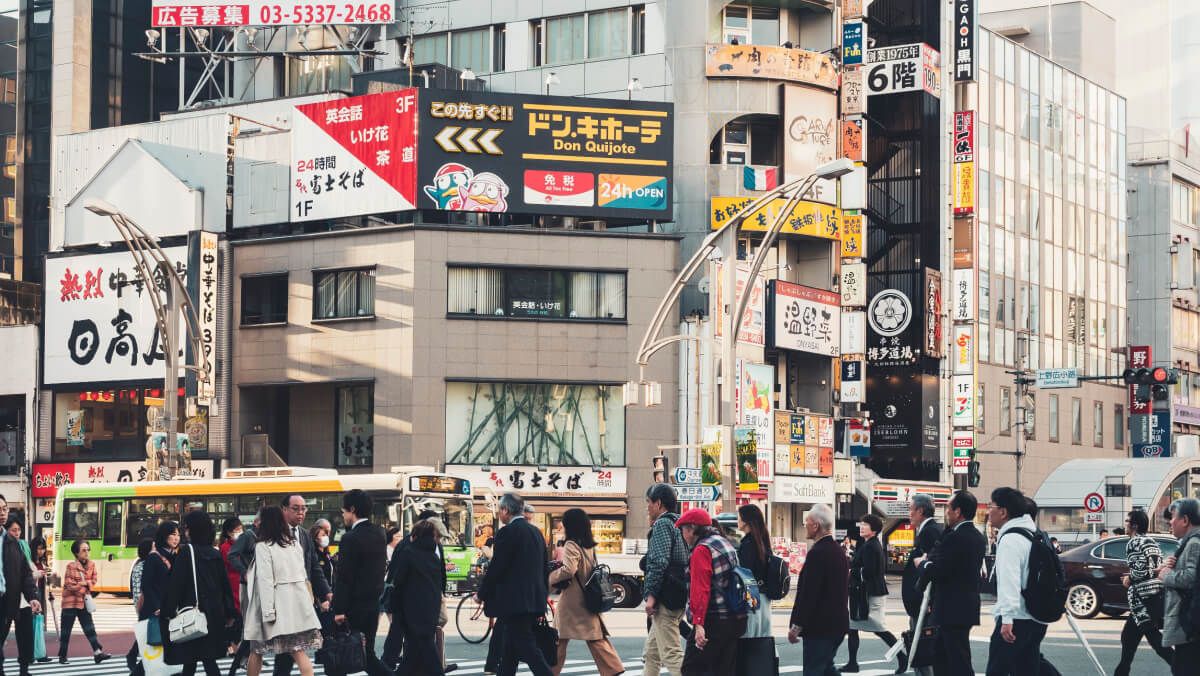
[652,455,669,483]
[1123,367,1178,403]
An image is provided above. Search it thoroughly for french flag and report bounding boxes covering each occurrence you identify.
[744,165,778,191]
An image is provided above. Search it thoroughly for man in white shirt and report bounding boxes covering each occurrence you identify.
[985,487,1047,675]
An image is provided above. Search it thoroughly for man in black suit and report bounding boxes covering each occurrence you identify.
[333,489,395,676]
[274,494,333,675]
[787,503,848,676]
[0,512,39,676]
[903,493,944,676]
[475,493,552,676]
[916,490,987,676]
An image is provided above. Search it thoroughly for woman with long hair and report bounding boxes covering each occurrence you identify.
[736,504,772,638]
[218,517,245,614]
[161,510,238,676]
[310,520,335,593]
[140,521,181,671]
[29,536,50,664]
[843,514,906,674]
[58,537,111,664]
[1115,509,1174,674]
[242,506,322,676]
[547,508,624,676]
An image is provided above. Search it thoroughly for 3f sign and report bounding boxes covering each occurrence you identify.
[395,92,415,114]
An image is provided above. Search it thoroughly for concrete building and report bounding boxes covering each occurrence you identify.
[961,22,1129,499]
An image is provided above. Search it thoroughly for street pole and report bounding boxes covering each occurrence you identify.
[164,271,180,479]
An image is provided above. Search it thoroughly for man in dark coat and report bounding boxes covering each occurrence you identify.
[333,489,395,676]
[476,492,552,676]
[0,512,38,676]
[903,493,944,675]
[916,490,987,676]
[390,521,446,676]
[273,494,332,676]
[787,503,848,676]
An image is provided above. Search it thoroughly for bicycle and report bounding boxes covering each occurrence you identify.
[454,594,558,644]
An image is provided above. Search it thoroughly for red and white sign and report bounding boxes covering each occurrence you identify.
[522,170,595,207]
[1129,345,1152,415]
[445,464,627,498]
[31,460,219,498]
[1084,492,1105,513]
[152,2,394,27]
[953,111,975,163]
[290,91,419,222]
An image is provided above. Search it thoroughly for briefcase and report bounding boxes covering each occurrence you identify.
[316,625,365,675]
[736,636,778,676]
[533,615,559,666]
[901,625,939,668]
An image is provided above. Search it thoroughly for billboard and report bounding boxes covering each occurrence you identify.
[770,281,841,357]
[714,263,765,346]
[705,44,838,89]
[842,22,865,66]
[152,1,394,26]
[45,249,188,385]
[709,196,841,239]
[418,90,672,220]
[783,85,838,203]
[291,90,420,222]
[864,43,942,98]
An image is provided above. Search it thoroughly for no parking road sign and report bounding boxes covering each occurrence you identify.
[1084,492,1105,513]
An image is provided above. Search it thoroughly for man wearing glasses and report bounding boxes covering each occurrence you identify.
[273,494,333,676]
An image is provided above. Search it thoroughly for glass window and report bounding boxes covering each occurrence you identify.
[414,33,447,65]
[1000,386,1012,435]
[1114,404,1125,449]
[63,500,101,540]
[976,385,985,433]
[1093,401,1103,446]
[1099,539,1129,560]
[451,28,490,72]
[1072,397,1082,444]
[241,273,288,325]
[1049,394,1059,442]
[750,7,779,45]
[632,5,646,55]
[506,269,568,318]
[723,5,749,43]
[102,500,124,547]
[448,267,627,320]
[748,119,781,166]
[314,268,375,320]
[126,498,181,544]
[493,25,506,71]
[336,384,373,467]
[587,8,628,59]
[546,14,585,64]
[53,389,193,462]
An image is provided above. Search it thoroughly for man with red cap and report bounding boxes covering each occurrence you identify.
[675,508,748,675]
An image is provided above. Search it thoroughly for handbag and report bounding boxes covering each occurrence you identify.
[901,625,939,668]
[735,635,778,676]
[316,624,366,674]
[83,592,97,614]
[168,545,210,644]
[533,614,559,666]
[848,568,869,621]
[32,612,45,660]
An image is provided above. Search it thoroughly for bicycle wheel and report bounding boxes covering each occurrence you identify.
[456,594,492,644]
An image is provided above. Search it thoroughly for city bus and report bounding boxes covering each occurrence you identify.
[51,466,476,594]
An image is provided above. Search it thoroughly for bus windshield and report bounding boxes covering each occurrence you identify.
[402,495,472,548]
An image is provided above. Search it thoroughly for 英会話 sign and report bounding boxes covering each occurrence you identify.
[1036,368,1079,389]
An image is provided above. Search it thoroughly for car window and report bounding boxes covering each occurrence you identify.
[1156,537,1180,557]
[1099,539,1129,560]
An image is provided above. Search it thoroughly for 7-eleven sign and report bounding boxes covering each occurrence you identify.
[290,90,419,222]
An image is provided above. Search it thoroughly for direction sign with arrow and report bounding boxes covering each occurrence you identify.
[676,484,721,503]
[1084,492,1105,513]
[434,126,504,154]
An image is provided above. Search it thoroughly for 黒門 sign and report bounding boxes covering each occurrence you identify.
[45,248,188,385]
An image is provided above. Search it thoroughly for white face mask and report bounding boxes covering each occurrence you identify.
[318,536,330,548]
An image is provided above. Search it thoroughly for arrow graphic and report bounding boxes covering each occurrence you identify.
[457,127,481,152]
[433,126,505,154]
[478,128,503,154]
[435,125,462,153]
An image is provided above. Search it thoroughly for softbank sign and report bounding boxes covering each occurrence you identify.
[771,475,835,504]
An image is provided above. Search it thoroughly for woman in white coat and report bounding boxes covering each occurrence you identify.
[242,506,322,676]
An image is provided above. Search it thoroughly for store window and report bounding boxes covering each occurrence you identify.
[587,8,627,59]
[447,266,626,320]
[52,387,192,462]
[544,14,585,64]
[445,381,625,466]
[722,5,778,45]
[451,27,490,72]
[535,9,639,65]
[710,116,781,167]
[336,383,373,467]
[241,273,288,326]
[313,267,375,320]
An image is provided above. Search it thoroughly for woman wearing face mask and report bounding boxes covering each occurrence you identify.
[219,518,244,614]
[310,522,334,593]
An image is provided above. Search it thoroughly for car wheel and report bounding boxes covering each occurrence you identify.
[1066,583,1100,619]
[616,578,640,608]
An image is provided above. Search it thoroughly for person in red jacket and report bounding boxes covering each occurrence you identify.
[788,503,849,676]
[676,508,747,676]
[219,517,244,613]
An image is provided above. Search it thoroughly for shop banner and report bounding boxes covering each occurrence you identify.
[833,458,855,494]
[841,262,867,306]
[952,268,975,321]
[842,118,864,162]
[186,231,218,404]
[714,262,766,345]
[954,0,977,82]
[705,44,838,89]
[841,67,864,116]
[31,459,218,498]
[954,161,975,215]
[446,464,627,498]
[290,90,419,222]
[783,84,839,203]
[954,111,975,163]
[842,22,865,66]
[710,196,841,239]
[841,211,864,258]
[736,361,775,451]
[924,268,944,359]
[735,426,759,491]
[842,0,863,19]
[952,375,975,426]
[865,43,942,98]
[44,248,188,385]
[1129,345,1152,416]
[953,216,975,269]
[841,359,865,403]
[418,90,673,220]
[867,288,917,366]
[772,475,835,504]
[873,483,954,516]
[770,281,841,356]
[953,325,974,375]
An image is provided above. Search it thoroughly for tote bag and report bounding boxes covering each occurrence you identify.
[135,619,182,676]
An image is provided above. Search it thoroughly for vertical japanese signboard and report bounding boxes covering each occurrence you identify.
[841,68,864,116]
[924,268,944,358]
[954,0,977,82]
[186,232,218,405]
[291,90,419,222]
[45,249,188,385]
[842,22,865,66]
[1129,345,1152,416]
[953,111,976,217]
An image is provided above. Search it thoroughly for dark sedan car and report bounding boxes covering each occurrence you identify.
[1061,534,1178,619]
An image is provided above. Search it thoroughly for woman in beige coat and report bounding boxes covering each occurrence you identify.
[548,509,624,676]
[242,506,322,676]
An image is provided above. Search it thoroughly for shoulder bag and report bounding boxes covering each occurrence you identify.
[657,530,690,611]
[168,545,210,644]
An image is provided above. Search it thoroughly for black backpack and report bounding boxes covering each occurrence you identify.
[762,554,791,601]
[577,552,619,614]
[1003,528,1068,623]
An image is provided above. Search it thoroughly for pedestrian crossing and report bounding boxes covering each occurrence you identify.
[20,655,975,675]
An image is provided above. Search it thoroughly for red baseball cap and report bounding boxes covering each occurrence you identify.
[675,508,713,529]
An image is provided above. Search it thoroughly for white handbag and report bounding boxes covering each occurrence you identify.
[168,545,209,644]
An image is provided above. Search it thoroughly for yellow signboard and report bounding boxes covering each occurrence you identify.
[704,43,838,90]
[954,162,975,215]
[841,212,864,258]
[710,196,841,240]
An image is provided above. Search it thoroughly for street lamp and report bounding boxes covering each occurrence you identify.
[83,198,211,480]
[626,77,642,100]
[544,72,560,95]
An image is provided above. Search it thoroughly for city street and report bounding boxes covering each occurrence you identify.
[13,588,1170,675]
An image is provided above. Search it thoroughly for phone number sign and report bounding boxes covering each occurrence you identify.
[152,1,394,27]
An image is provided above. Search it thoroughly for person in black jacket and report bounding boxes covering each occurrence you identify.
[389,520,446,676]
[476,492,552,676]
[162,510,238,676]
[274,494,332,676]
[915,490,986,676]
[787,503,848,676]
[843,514,906,673]
[902,494,943,676]
[332,489,395,676]
[0,515,39,676]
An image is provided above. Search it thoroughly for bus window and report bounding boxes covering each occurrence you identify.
[63,500,100,540]
[126,498,180,544]
[102,501,124,548]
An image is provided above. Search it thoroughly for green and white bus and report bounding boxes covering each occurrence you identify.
[52,466,476,594]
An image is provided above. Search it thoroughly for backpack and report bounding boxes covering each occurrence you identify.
[576,552,619,614]
[762,553,791,601]
[1002,528,1068,623]
[722,566,759,618]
